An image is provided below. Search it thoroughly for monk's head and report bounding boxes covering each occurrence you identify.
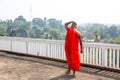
[71,21,77,29]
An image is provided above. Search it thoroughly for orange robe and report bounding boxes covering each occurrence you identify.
[65,27,81,71]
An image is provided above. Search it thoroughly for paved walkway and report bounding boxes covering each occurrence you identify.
[0,52,120,80]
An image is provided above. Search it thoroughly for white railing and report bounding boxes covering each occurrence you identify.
[0,36,120,69]
[82,43,120,69]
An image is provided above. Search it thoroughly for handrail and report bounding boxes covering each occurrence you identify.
[0,36,120,70]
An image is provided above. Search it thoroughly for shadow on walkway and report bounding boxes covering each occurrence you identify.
[50,74,75,80]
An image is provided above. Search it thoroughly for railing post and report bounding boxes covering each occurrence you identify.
[117,49,119,68]
[11,40,13,51]
[26,41,28,54]
[102,47,107,66]
[46,42,48,57]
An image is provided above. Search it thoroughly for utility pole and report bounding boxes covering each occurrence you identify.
[28,0,32,37]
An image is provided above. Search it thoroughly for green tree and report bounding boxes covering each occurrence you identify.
[29,30,36,38]
[113,35,120,44]
[32,26,44,38]
[0,24,7,36]
[43,26,50,32]
[93,30,100,42]
[107,25,118,38]
[48,18,63,29]
[32,18,46,27]
[16,28,28,37]
[14,15,26,22]
[8,15,31,37]
[49,29,62,40]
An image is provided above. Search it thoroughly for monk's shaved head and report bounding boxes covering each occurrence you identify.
[71,21,77,29]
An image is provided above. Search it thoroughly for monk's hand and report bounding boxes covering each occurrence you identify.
[81,50,83,54]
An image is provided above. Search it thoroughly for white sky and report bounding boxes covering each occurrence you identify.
[0,0,120,24]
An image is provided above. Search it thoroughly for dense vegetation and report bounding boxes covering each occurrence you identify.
[0,15,120,44]
[0,15,64,40]
[79,23,120,44]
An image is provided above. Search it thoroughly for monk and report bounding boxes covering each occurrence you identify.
[64,21,83,76]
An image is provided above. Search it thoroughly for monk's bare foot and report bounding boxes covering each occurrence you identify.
[73,70,76,76]
[66,70,70,74]
[66,69,70,74]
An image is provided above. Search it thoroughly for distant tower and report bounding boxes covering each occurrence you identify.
[28,0,33,37]
[29,0,32,21]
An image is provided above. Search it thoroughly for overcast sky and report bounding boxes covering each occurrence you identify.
[0,0,120,24]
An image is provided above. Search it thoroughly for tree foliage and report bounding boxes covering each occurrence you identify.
[0,15,120,44]
[32,18,46,27]
[107,25,118,38]
[113,35,120,44]
[0,24,6,36]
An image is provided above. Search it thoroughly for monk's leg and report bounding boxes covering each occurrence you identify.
[66,67,71,74]
[73,69,76,76]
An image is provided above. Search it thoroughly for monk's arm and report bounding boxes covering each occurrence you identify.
[64,21,73,29]
[79,34,83,53]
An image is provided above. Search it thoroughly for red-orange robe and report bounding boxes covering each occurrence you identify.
[65,27,81,71]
